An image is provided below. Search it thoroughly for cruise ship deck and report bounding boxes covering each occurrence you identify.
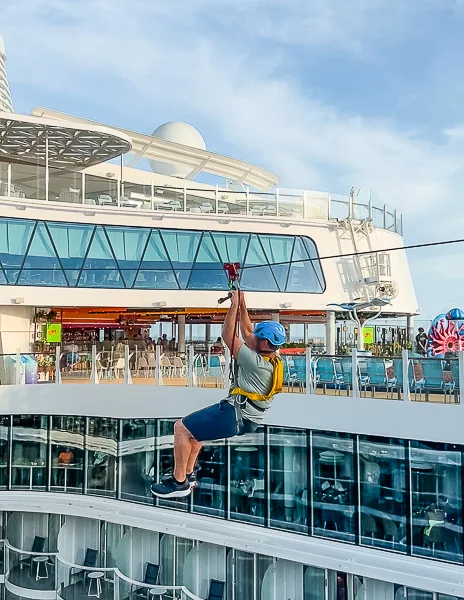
[0,33,457,600]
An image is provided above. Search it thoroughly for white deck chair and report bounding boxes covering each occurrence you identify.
[136,356,149,377]
[161,355,173,377]
[147,353,157,376]
[172,356,186,377]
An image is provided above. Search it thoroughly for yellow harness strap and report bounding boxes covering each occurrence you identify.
[231,355,284,402]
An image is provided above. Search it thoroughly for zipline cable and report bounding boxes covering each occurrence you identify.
[240,236,464,271]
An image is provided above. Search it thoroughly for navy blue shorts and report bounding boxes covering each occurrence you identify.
[182,400,258,442]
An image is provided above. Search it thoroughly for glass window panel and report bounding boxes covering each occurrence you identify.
[11,162,46,200]
[229,428,266,525]
[260,234,294,264]
[117,269,138,289]
[11,415,48,491]
[410,441,462,563]
[85,174,118,204]
[47,222,94,269]
[240,265,279,292]
[193,233,223,268]
[86,417,118,497]
[0,218,35,268]
[50,416,85,494]
[286,260,323,293]
[83,226,118,269]
[17,268,67,287]
[0,269,6,284]
[407,590,433,600]
[269,427,308,533]
[48,167,82,203]
[4,269,19,284]
[120,419,155,504]
[245,234,268,265]
[211,233,249,264]
[192,442,226,518]
[134,270,179,289]
[160,230,202,269]
[156,420,189,512]
[0,416,10,489]
[359,436,407,551]
[256,554,273,600]
[328,571,348,600]
[139,230,171,269]
[64,269,80,286]
[77,269,125,288]
[187,269,228,290]
[304,566,325,600]
[22,223,59,268]
[176,537,195,587]
[228,550,254,600]
[105,226,149,269]
[312,431,355,542]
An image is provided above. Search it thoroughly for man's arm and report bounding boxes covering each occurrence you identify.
[238,292,255,347]
[222,292,243,358]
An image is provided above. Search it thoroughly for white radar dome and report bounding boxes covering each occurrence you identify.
[149,121,206,178]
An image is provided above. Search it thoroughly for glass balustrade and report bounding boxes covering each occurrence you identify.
[0,161,404,233]
[0,414,461,564]
[56,556,114,600]
[2,347,462,406]
[5,542,57,592]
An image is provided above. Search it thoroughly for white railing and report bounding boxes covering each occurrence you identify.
[1,345,463,404]
[0,161,403,234]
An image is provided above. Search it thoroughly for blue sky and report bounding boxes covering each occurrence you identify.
[2,0,464,319]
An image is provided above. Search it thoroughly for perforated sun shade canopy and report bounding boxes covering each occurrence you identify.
[0,112,132,168]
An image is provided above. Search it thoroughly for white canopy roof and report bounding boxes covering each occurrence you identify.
[32,107,280,190]
[0,112,132,167]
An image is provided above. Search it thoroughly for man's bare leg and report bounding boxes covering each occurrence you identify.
[173,419,202,482]
[186,439,203,475]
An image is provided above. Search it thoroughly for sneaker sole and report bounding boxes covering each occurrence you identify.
[151,488,192,499]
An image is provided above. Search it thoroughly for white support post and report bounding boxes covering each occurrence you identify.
[246,186,250,215]
[215,185,219,214]
[351,348,360,398]
[124,344,132,384]
[188,344,195,387]
[7,162,11,197]
[402,349,411,402]
[275,188,280,217]
[81,172,86,204]
[151,181,155,211]
[45,134,49,202]
[55,345,61,384]
[155,344,163,386]
[458,350,464,406]
[183,182,187,212]
[15,349,21,386]
[90,344,99,384]
[368,197,372,221]
[117,177,121,207]
[327,192,331,220]
[383,204,387,229]
[306,346,313,395]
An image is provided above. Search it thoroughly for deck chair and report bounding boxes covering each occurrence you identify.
[70,548,98,584]
[19,535,46,569]
[132,562,159,598]
[207,579,225,600]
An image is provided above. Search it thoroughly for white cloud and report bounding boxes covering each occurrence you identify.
[2,0,464,316]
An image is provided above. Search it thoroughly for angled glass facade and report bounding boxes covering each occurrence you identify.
[0,216,325,292]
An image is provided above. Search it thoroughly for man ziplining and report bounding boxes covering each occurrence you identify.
[151,289,286,499]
